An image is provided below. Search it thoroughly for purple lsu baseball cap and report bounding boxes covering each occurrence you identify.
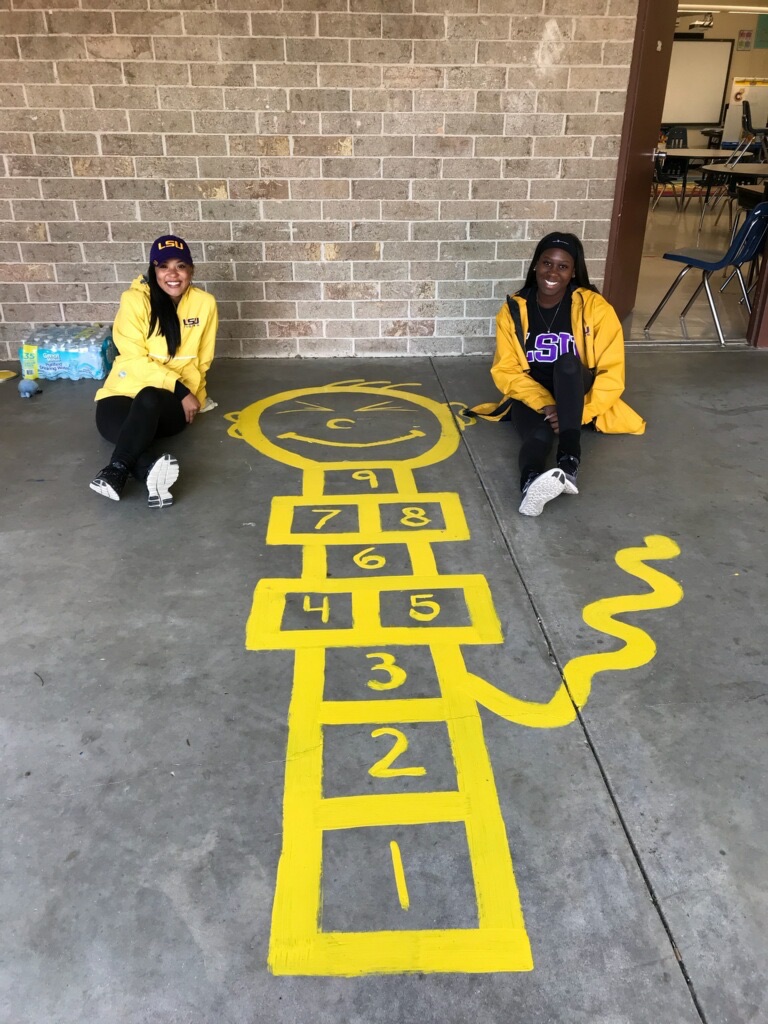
[149,234,194,267]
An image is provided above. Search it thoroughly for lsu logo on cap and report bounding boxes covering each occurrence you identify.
[159,239,184,252]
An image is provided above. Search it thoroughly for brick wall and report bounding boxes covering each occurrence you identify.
[0,0,638,360]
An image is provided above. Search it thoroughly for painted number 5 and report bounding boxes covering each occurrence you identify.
[409,593,440,622]
[368,728,426,778]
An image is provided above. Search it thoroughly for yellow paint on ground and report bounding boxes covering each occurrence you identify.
[228,380,683,977]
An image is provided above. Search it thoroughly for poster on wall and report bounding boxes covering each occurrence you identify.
[738,29,753,51]
[755,13,768,48]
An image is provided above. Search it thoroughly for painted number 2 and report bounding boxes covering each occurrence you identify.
[368,728,426,778]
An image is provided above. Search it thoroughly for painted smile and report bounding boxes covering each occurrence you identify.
[276,429,426,448]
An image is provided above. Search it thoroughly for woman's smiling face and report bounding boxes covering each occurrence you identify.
[154,258,194,304]
[534,247,575,306]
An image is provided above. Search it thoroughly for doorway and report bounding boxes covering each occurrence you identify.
[605,1,768,346]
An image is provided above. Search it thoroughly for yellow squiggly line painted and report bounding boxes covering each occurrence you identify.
[466,534,684,729]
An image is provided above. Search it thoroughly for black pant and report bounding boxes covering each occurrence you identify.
[95,387,186,479]
[510,354,594,488]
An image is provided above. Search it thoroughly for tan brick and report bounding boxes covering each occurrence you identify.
[47,11,114,33]
[192,111,256,134]
[261,157,321,178]
[352,222,409,242]
[322,319,380,337]
[14,199,76,222]
[415,89,474,113]
[4,222,49,242]
[292,135,350,157]
[439,200,497,220]
[155,36,220,61]
[412,221,466,241]
[268,320,322,337]
[356,337,410,355]
[66,109,128,131]
[114,11,182,34]
[414,136,470,157]
[8,155,70,177]
[221,37,285,62]
[319,64,380,88]
[0,39,19,60]
[265,242,322,262]
[42,178,103,200]
[299,339,355,356]
[86,35,151,60]
[72,156,135,177]
[0,285,27,304]
[266,280,323,299]
[183,11,249,34]
[229,179,289,200]
[351,39,411,64]
[0,263,54,282]
[0,12,45,33]
[602,42,634,65]
[49,221,111,242]
[168,133,227,157]
[323,200,380,221]
[229,135,290,157]
[58,60,123,85]
[319,13,381,37]
[129,110,192,133]
[351,261,405,281]
[111,221,167,242]
[574,16,635,40]
[225,88,288,112]
[105,179,165,199]
[289,179,349,200]
[240,301,297,320]
[561,157,617,178]
[171,221,232,242]
[19,35,86,59]
[1,133,33,154]
[353,90,412,113]
[0,179,42,199]
[322,112,382,135]
[352,180,408,201]
[353,0,410,10]
[5,302,63,321]
[0,61,55,83]
[322,157,381,179]
[413,180,469,200]
[93,86,157,109]
[534,135,591,157]
[291,89,350,112]
[529,179,589,199]
[470,179,530,200]
[27,282,88,302]
[27,85,93,107]
[413,41,476,64]
[356,136,413,157]
[383,14,444,38]
[476,137,532,157]
[100,133,163,156]
[503,157,558,178]
[159,86,223,110]
[124,62,189,86]
[479,0,543,10]
[260,112,321,135]
[57,264,114,284]
[566,113,623,135]
[135,156,197,178]
[1,110,58,135]
[192,63,256,88]
[139,200,200,220]
[447,68,502,90]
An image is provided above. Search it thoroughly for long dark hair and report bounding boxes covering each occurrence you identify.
[522,233,599,294]
[147,266,182,358]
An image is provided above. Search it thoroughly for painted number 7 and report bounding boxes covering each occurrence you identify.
[311,508,342,530]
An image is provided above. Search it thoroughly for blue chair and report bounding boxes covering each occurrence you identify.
[644,201,768,346]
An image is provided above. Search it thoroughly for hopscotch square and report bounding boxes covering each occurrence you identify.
[289,503,360,535]
[322,646,442,702]
[378,500,446,533]
[325,544,413,580]
[322,721,457,798]
[322,468,398,495]
[379,587,471,629]
[321,822,479,933]
[280,590,353,632]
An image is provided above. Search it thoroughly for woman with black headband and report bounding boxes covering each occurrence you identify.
[470,231,645,516]
[89,234,218,508]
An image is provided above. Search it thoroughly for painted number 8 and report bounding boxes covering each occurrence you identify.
[400,506,431,528]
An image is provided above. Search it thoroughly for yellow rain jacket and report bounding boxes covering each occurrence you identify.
[472,287,645,435]
[95,276,218,405]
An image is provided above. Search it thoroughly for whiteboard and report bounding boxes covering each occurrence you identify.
[662,39,734,126]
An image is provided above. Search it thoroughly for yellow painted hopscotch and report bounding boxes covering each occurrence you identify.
[225,380,683,976]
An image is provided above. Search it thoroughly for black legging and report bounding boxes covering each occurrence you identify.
[510,353,594,488]
[96,386,186,479]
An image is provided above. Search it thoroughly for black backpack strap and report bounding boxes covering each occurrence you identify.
[506,295,527,356]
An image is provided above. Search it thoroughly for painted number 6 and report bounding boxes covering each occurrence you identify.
[353,546,386,570]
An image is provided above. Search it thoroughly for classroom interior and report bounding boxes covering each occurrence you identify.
[628,3,768,344]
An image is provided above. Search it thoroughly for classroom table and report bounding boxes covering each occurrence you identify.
[660,148,739,203]
[697,162,768,230]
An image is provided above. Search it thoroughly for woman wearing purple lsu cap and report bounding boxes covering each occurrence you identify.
[89,234,218,507]
[469,231,645,516]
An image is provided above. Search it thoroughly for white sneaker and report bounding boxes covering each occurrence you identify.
[146,454,179,508]
[518,468,566,516]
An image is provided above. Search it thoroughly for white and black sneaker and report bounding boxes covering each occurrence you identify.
[519,468,566,517]
[557,455,580,495]
[90,460,129,501]
[146,454,179,508]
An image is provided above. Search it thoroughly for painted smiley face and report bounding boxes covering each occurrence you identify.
[225,380,461,470]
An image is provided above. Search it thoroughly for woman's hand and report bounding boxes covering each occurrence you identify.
[181,393,201,424]
[541,404,559,433]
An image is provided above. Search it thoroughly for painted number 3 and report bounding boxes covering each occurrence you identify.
[368,728,426,778]
[366,652,407,691]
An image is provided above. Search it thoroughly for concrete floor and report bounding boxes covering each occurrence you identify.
[2,351,768,1024]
